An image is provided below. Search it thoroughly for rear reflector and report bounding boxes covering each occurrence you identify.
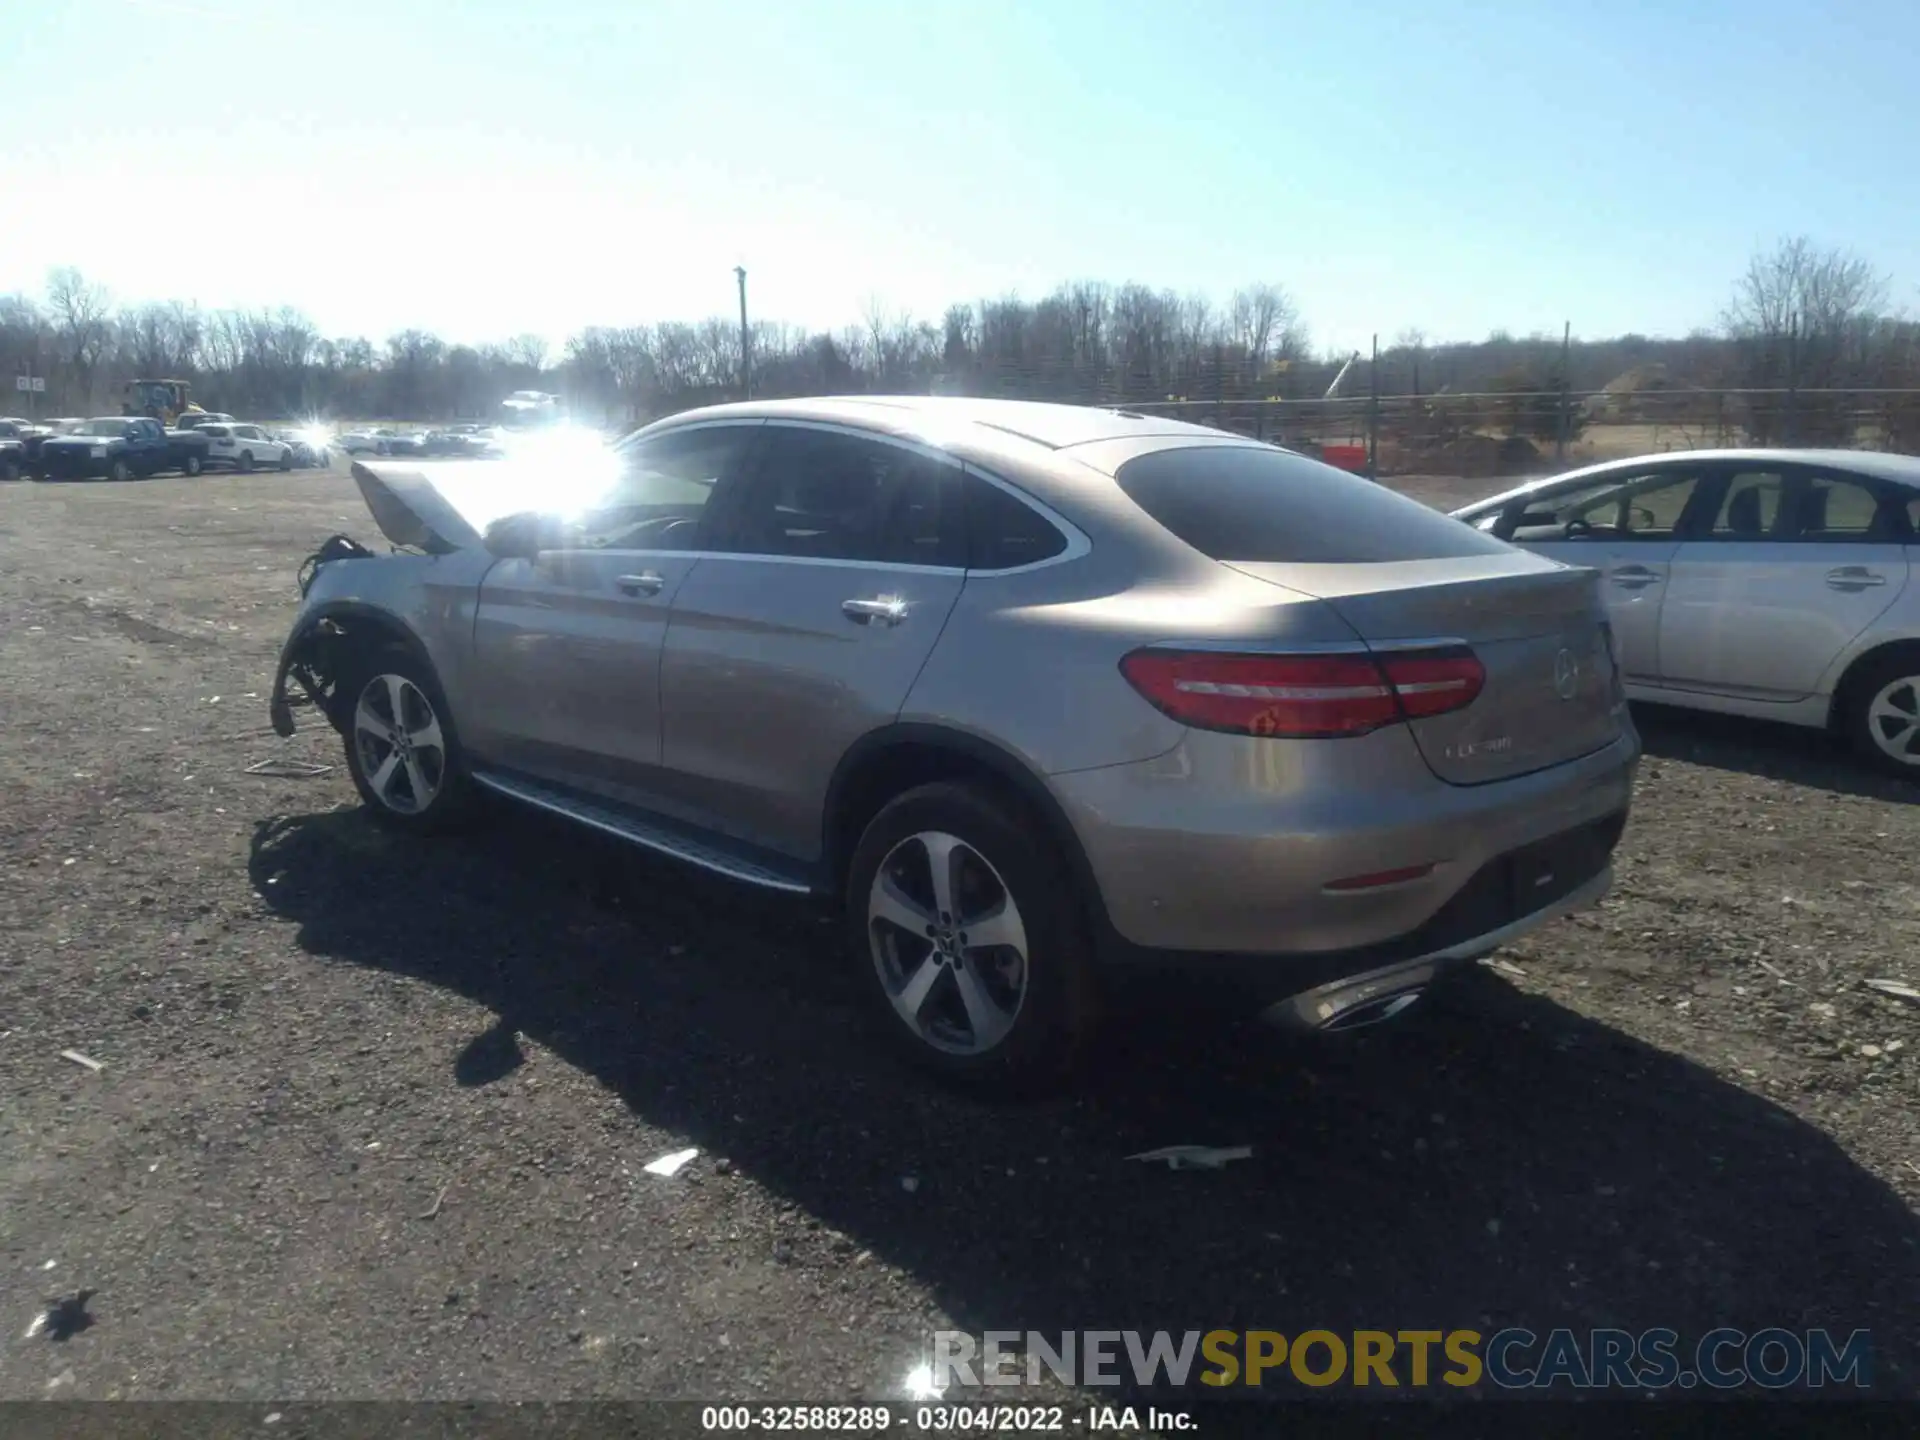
[1325,863,1437,892]
[1119,646,1484,738]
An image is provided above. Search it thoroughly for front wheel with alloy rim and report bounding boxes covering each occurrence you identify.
[340,648,477,832]
[847,781,1097,1092]
[109,458,133,482]
[239,450,255,472]
[1846,649,1920,779]
[182,452,203,476]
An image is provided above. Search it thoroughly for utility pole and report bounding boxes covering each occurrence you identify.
[1555,320,1572,463]
[735,266,751,400]
[1365,333,1379,482]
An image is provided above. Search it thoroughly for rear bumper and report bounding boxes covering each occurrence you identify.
[1096,810,1622,1016]
[1051,720,1637,973]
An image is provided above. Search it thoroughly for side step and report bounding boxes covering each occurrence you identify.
[470,770,815,895]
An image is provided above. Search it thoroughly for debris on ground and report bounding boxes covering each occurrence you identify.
[416,1185,448,1221]
[59,1049,104,1073]
[41,1289,96,1341]
[642,1146,699,1177]
[1864,978,1920,1003]
[899,1176,920,1194]
[1483,958,1528,979]
[244,758,333,778]
[1126,1144,1254,1171]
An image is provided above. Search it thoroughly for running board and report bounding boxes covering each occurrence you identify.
[469,770,815,894]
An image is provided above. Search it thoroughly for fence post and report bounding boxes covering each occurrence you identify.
[1554,320,1571,464]
[1366,333,1379,481]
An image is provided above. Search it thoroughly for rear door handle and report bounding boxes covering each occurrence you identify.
[841,596,908,627]
[1826,566,1886,590]
[1609,564,1661,589]
[615,571,665,597]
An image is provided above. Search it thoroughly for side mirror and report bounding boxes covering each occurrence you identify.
[483,512,552,560]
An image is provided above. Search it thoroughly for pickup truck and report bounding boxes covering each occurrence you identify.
[0,420,25,481]
[36,415,209,480]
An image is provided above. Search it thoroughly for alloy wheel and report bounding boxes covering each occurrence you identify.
[352,673,447,814]
[1867,675,1920,767]
[867,830,1029,1056]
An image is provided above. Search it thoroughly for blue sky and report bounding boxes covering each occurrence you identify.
[8,0,1914,355]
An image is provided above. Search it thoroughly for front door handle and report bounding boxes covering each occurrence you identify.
[1609,564,1661,590]
[841,596,909,627]
[1826,566,1887,591]
[616,571,665,597]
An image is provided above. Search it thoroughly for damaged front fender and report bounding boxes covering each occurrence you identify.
[269,603,438,739]
[269,613,355,738]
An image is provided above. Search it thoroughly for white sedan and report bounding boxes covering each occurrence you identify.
[1452,448,1920,777]
[199,422,293,472]
[338,428,402,455]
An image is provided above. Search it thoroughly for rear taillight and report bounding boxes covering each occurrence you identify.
[1119,646,1484,738]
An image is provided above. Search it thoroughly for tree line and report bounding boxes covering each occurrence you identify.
[2,239,1914,447]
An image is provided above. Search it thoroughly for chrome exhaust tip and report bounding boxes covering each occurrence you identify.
[1263,960,1437,1034]
[1318,988,1425,1032]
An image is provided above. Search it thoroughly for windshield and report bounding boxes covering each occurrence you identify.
[73,419,132,437]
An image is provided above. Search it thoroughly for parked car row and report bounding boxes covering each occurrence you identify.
[336,424,504,458]
[0,412,337,480]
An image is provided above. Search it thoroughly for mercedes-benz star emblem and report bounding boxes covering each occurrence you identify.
[1553,648,1580,700]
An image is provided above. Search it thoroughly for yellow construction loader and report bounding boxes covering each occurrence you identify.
[122,379,206,428]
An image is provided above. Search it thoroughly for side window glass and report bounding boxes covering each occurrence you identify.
[1615,473,1701,538]
[965,473,1068,569]
[723,428,964,566]
[1504,471,1697,541]
[1707,471,1786,539]
[569,425,756,549]
[1791,473,1893,541]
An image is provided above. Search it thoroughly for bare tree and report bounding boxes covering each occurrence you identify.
[502,334,549,375]
[1723,236,1891,441]
[1395,327,1428,396]
[46,268,115,406]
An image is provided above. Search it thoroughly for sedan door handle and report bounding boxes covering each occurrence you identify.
[841,596,909,627]
[1609,565,1661,590]
[615,571,665,597]
[1826,566,1886,591]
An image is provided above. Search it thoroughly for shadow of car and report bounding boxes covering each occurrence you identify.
[248,804,1920,1400]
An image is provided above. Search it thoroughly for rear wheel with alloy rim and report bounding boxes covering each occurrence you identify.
[847,781,1096,1091]
[1846,648,1920,779]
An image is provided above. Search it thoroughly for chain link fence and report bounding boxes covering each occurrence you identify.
[1115,385,1920,487]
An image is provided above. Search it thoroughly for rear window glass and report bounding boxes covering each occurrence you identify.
[965,474,1068,570]
[1114,445,1511,563]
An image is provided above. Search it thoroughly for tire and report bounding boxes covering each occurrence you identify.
[278,449,293,471]
[182,452,203,477]
[239,450,255,473]
[0,458,17,483]
[1842,647,1920,780]
[338,645,479,835]
[845,781,1099,1093]
[108,458,133,482]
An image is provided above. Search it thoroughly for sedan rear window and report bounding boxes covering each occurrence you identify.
[1115,445,1511,563]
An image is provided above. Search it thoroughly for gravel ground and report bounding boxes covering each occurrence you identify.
[2,465,1918,1408]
